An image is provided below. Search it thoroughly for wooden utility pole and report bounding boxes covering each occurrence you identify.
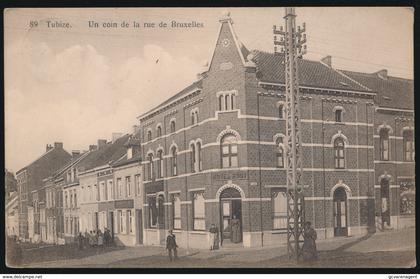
[273,7,307,261]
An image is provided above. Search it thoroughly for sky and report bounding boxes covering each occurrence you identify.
[4,7,413,173]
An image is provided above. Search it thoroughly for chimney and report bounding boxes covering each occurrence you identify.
[375,69,388,80]
[112,133,123,142]
[54,142,63,149]
[46,144,53,152]
[97,139,107,148]
[89,145,97,151]
[72,150,81,158]
[321,55,332,67]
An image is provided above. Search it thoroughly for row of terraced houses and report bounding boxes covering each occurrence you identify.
[8,14,414,249]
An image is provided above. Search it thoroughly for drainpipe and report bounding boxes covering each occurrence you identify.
[257,92,264,247]
[321,98,327,239]
[183,105,190,254]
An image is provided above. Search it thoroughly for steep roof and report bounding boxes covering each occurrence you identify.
[76,134,131,172]
[252,51,372,93]
[340,70,414,110]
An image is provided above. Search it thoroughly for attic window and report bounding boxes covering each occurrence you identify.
[382,96,391,101]
[339,81,349,87]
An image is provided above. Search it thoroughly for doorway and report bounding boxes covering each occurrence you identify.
[380,179,390,227]
[219,187,242,245]
[109,211,115,241]
[136,209,143,244]
[333,187,348,236]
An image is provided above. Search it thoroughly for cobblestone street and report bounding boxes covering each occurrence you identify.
[14,227,415,269]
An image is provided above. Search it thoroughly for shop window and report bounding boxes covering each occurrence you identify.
[192,192,205,230]
[221,134,238,168]
[334,137,345,169]
[403,130,414,162]
[172,194,181,230]
[400,181,415,215]
[272,191,288,229]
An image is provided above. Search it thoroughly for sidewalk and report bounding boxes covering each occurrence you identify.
[23,227,415,268]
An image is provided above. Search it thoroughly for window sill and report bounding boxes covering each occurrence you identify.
[189,230,207,235]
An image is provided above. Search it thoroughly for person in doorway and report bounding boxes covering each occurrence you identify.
[231,215,241,243]
[103,228,110,246]
[77,233,84,250]
[209,224,219,250]
[302,221,318,261]
[97,229,104,248]
[166,230,178,261]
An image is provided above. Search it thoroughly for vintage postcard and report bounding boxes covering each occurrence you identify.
[4,7,415,269]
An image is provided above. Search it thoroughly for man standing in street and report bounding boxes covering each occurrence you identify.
[166,230,178,261]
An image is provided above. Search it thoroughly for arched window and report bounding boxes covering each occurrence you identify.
[219,95,224,111]
[190,144,196,173]
[403,130,414,162]
[147,130,152,141]
[225,95,230,111]
[278,104,284,119]
[276,137,284,168]
[334,138,345,169]
[231,94,236,110]
[147,153,154,180]
[171,147,177,176]
[335,109,343,122]
[157,126,162,137]
[170,120,176,133]
[197,142,202,171]
[221,134,238,168]
[379,129,389,161]
[157,150,163,178]
[195,111,199,124]
[191,113,195,125]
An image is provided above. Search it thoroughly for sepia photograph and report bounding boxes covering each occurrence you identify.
[4,7,415,269]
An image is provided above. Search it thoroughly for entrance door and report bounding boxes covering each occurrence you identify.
[219,188,242,244]
[380,180,390,226]
[109,211,115,240]
[333,187,348,236]
[136,209,143,244]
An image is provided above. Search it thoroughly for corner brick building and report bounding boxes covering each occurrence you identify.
[137,14,414,248]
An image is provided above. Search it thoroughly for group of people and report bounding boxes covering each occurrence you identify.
[76,228,113,250]
[165,221,318,262]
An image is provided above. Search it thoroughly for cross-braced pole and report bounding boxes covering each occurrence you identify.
[273,7,307,261]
